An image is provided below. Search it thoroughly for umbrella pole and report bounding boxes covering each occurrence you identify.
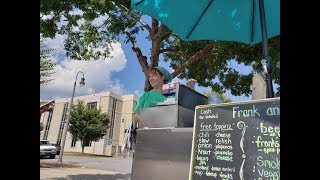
[259,0,274,98]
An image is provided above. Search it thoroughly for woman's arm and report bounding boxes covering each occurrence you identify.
[132,93,146,123]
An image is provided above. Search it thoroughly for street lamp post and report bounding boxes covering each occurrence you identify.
[58,71,85,163]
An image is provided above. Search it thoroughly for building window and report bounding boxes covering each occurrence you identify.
[71,137,77,147]
[87,102,97,109]
[56,139,61,146]
[43,111,53,139]
[109,98,117,139]
[56,102,69,145]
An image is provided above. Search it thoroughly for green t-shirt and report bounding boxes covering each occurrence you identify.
[133,90,165,115]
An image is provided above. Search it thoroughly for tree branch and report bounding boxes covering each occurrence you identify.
[117,2,152,34]
[159,48,191,58]
[172,42,216,78]
[124,30,149,75]
[149,19,164,68]
[151,18,159,40]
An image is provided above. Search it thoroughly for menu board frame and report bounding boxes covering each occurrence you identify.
[188,98,280,180]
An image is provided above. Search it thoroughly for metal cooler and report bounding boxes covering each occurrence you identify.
[139,84,208,128]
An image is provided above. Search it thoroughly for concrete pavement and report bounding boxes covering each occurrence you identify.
[40,167,131,180]
[40,156,132,180]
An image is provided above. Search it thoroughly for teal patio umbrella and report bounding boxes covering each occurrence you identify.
[131,0,280,98]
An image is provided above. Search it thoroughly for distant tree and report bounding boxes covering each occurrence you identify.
[69,101,110,153]
[40,37,57,85]
[202,91,232,103]
[40,122,44,132]
[221,93,232,103]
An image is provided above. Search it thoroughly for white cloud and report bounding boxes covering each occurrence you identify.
[40,41,129,100]
[43,34,67,63]
[133,90,143,96]
[92,15,108,27]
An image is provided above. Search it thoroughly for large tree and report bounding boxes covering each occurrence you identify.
[69,100,110,153]
[40,0,280,96]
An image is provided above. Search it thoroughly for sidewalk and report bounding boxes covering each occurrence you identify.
[40,157,132,180]
[40,167,131,180]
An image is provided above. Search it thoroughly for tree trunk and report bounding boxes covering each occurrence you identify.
[143,19,164,92]
[81,140,84,153]
[129,19,216,92]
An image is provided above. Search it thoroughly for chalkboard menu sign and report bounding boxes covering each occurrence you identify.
[188,98,280,180]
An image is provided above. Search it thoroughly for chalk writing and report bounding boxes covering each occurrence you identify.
[212,122,233,132]
[215,132,231,138]
[189,98,280,180]
[219,171,233,179]
[205,171,217,177]
[199,122,233,132]
[215,144,233,150]
[194,165,208,171]
[198,143,212,149]
[257,147,279,154]
[215,138,232,145]
[232,105,260,118]
[222,167,235,172]
[256,156,280,170]
[214,150,233,156]
[199,123,212,130]
[200,109,211,114]
[197,149,212,155]
[199,108,219,119]
[194,170,203,176]
[216,155,233,161]
[260,122,280,138]
[196,155,208,162]
[211,166,221,171]
[198,138,209,143]
[253,136,280,148]
[198,131,209,138]
[205,113,218,119]
[257,168,279,180]
[266,107,280,116]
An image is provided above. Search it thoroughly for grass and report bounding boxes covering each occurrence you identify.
[40,152,115,169]
[40,161,81,168]
[64,151,112,158]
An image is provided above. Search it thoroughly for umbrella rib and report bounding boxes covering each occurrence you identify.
[186,0,214,39]
[250,0,255,44]
[135,0,145,6]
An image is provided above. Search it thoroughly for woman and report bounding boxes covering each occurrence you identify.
[133,66,173,123]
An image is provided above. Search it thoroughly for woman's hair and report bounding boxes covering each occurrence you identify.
[148,68,166,83]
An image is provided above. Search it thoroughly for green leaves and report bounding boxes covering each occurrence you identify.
[69,100,110,149]
[164,36,280,96]
[40,37,57,85]
[40,122,44,131]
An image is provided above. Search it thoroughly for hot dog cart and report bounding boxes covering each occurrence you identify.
[131,84,208,180]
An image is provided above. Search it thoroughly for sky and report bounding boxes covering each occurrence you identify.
[40,13,254,102]
[40,34,253,102]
